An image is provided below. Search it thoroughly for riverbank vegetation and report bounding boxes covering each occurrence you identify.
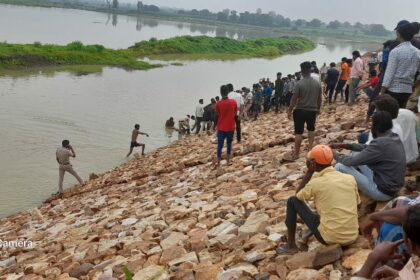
[0,41,158,70]
[129,36,315,59]
[0,36,314,71]
[0,0,392,42]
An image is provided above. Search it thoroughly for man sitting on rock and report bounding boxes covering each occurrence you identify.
[277,145,360,254]
[354,204,420,280]
[332,111,406,202]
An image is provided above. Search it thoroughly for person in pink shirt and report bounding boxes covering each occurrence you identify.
[349,50,365,105]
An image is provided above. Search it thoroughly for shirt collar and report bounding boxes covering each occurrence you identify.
[312,166,335,178]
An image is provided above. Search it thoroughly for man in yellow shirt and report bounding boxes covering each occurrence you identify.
[277,145,360,254]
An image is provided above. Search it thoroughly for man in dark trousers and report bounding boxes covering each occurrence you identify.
[274,72,284,113]
[216,85,237,167]
[227,84,244,143]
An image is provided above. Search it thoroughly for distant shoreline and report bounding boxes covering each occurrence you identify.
[0,1,392,44]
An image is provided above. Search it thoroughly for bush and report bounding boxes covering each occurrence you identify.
[66,41,84,51]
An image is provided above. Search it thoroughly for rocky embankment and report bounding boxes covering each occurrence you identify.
[0,101,418,280]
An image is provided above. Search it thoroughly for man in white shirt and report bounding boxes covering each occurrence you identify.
[349,50,365,105]
[195,99,204,134]
[397,108,419,163]
[242,88,253,120]
[227,84,244,143]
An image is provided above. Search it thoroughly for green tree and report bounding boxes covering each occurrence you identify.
[229,10,238,22]
[327,20,341,29]
[308,18,322,28]
[365,24,391,36]
[294,19,306,27]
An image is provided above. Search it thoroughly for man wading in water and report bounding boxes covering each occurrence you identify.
[126,124,149,157]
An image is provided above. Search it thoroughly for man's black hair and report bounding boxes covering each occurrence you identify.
[62,140,70,147]
[341,57,347,62]
[403,204,420,245]
[369,69,377,76]
[199,99,204,103]
[397,22,418,41]
[227,84,234,92]
[300,61,312,74]
[135,124,140,129]
[330,62,336,67]
[375,95,399,119]
[311,61,317,65]
[277,72,282,77]
[220,85,229,97]
[372,111,393,134]
[352,50,361,58]
[215,96,220,101]
[346,58,353,65]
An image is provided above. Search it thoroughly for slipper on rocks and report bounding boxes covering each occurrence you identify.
[276,244,299,255]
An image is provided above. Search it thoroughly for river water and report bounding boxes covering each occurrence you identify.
[0,4,379,218]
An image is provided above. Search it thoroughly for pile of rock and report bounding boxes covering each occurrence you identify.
[0,102,415,279]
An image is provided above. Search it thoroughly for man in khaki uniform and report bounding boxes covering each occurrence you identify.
[56,140,83,193]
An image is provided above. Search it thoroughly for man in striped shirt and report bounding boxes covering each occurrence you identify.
[381,22,420,108]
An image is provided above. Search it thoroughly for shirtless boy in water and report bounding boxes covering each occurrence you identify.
[126,124,149,157]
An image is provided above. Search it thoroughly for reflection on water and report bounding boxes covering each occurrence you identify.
[0,4,385,49]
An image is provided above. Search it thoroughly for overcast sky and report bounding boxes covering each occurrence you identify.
[123,0,420,30]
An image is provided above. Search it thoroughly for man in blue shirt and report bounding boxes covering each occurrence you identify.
[263,82,273,112]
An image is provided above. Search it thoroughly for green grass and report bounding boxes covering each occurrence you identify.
[0,41,159,70]
[129,36,315,58]
[0,36,314,72]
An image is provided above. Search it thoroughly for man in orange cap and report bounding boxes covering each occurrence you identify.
[277,145,360,255]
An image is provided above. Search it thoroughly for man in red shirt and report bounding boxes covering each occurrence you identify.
[215,85,237,166]
[356,69,379,100]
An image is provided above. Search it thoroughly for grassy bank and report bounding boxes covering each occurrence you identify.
[129,36,315,59]
[0,41,158,70]
[0,36,314,71]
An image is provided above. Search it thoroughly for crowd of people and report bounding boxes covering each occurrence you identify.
[55,20,420,279]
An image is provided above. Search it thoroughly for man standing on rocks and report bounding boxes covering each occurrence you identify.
[349,50,365,105]
[277,145,360,254]
[288,61,322,160]
[56,140,84,194]
[194,99,205,134]
[227,84,244,143]
[126,124,149,157]
[274,72,284,113]
[215,85,237,167]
